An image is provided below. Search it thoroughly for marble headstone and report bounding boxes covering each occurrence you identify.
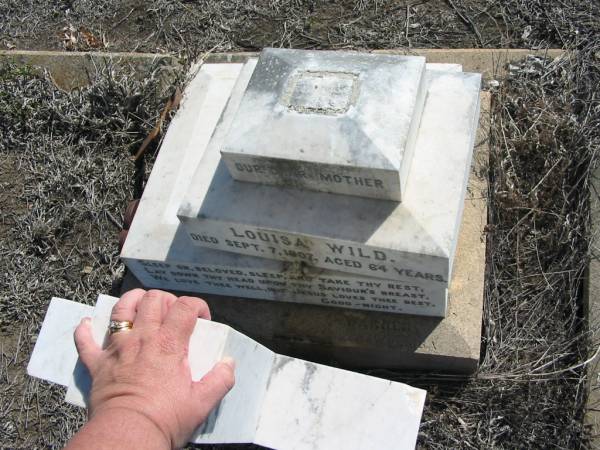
[119,60,488,372]
[121,62,447,316]
[28,295,426,449]
[220,48,428,201]
[178,58,481,295]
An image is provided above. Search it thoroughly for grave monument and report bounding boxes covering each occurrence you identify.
[120,48,485,371]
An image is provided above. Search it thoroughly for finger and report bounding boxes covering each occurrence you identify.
[161,293,177,322]
[162,296,210,346]
[191,357,236,420]
[179,296,211,320]
[74,317,102,375]
[136,290,175,330]
[111,288,145,322]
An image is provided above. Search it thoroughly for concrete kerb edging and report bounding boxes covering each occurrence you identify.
[0,50,179,91]
[586,165,600,447]
[0,48,564,90]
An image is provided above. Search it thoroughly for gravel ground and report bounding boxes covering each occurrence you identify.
[1,1,600,449]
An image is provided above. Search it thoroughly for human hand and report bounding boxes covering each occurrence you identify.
[72,289,235,449]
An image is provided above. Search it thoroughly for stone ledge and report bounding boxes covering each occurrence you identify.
[0,49,179,90]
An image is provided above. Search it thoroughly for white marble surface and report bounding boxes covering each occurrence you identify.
[178,63,481,287]
[29,295,426,449]
[426,63,462,72]
[121,62,447,316]
[65,294,119,407]
[192,327,274,443]
[256,356,425,450]
[220,48,428,201]
[27,298,92,386]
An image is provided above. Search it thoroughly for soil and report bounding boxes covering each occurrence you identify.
[0,0,590,54]
[0,155,24,235]
[0,60,172,448]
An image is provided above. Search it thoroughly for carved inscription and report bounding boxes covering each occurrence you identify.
[232,162,385,190]
[134,259,442,315]
[188,225,448,285]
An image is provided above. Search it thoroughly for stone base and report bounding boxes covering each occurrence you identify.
[122,160,484,373]
[119,57,488,372]
[585,153,600,445]
[122,81,487,372]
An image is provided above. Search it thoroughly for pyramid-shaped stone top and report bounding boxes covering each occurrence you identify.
[220,48,427,201]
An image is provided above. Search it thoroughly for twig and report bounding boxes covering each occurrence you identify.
[446,0,484,47]
[133,87,182,161]
[111,8,136,31]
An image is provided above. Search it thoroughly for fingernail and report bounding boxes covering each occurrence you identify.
[81,317,91,325]
[220,356,236,370]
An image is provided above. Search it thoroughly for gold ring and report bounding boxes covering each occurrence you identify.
[108,320,133,335]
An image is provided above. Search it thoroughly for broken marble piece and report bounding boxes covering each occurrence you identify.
[121,62,447,316]
[178,63,482,292]
[220,48,428,201]
[27,298,93,386]
[28,295,426,449]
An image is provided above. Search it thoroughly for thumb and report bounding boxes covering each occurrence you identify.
[74,317,102,375]
[192,357,236,421]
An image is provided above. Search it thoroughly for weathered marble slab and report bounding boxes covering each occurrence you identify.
[121,62,447,316]
[219,48,427,201]
[27,298,93,386]
[178,62,482,289]
[28,295,426,449]
[426,63,462,72]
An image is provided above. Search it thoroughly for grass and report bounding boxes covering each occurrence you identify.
[0,60,177,448]
[0,1,597,53]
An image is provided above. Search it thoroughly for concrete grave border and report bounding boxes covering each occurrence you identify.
[0,48,564,90]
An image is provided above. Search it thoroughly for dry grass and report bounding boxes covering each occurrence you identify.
[0,1,598,53]
[365,45,600,450]
[0,61,179,448]
[428,45,598,448]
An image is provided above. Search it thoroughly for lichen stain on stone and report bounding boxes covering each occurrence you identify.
[269,261,322,304]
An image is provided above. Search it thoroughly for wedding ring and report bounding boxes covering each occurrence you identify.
[108,320,134,335]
